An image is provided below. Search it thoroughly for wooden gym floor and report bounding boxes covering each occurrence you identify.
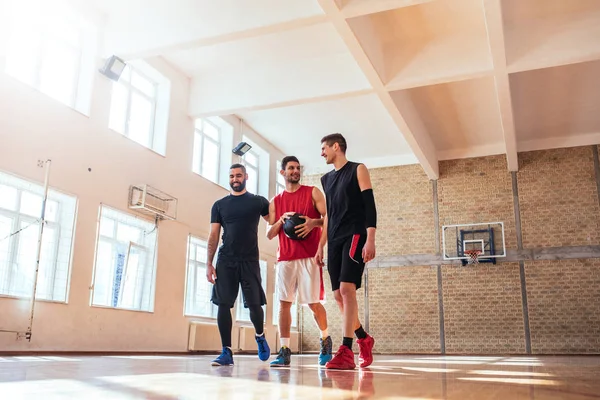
[1,353,599,399]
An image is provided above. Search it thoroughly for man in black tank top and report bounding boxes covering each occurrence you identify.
[315,133,377,370]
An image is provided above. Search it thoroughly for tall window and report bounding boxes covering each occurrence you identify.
[109,65,158,150]
[244,150,260,195]
[276,160,285,195]
[193,119,221,184]
[241,135,270,198]
[4,1,92,109]
[91,206,158,312]
[0,171,76,302]
[184,236,217,318]
[236,260,267,323]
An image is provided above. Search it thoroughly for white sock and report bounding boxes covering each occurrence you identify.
[256,332,264,337]
[320,329,329,338]
[280,337,291,348]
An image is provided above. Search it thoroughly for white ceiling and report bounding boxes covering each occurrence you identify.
[77,0,600,178]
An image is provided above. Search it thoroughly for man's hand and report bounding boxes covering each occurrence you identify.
[206,263,216,284]
[362,237,376,264]
[315,246,325,267]
[295,216,318,238]
[279,211,296,225]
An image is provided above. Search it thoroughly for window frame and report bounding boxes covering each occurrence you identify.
[90,206,158,313]
[0,179,74,303]
[109,65,159,150]
[193,119,222,184]
[184,235,217,319]
[243,149,260,195]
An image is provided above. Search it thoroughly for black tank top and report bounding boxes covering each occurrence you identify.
[321,161,366,241]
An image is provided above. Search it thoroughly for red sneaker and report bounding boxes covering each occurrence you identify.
[325,345,356,370]
[357,334,374,368]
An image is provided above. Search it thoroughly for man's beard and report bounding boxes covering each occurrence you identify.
[287,174,301,184]
[230,181,246,192]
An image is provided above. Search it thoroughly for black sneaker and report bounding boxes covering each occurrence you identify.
[269,346,292,367]
[319,336,333,365]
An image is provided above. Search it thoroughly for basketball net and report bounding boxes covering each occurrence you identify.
[464,250,481,265]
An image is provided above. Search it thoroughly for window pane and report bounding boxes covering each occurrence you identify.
[109,83,128,134]
[5,28,40,86]
[202,140,219,183]
[100,218,115,238]
[92,207,157,312]
[13,221,39,297]
[185,237,216,317]
[246,166,258,195]
[203,122,219,141]
[0,216,13,294]
[46,18,81,48]
[39,40,78,106]
[20,192,43,218]
[131,71,156,97]
[128,92,153,147]
[0,172,77,302]
[195,245,207,263]
[116,223,141,243]
[45,200,59,223]
[192,131,203,175]
[245,152,258,167]
[0,184,18,211]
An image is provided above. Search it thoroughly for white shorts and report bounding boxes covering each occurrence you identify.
[276,258,324,305]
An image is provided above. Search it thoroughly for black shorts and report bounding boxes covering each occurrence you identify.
[211,260,267,308]
[327,233,367,291]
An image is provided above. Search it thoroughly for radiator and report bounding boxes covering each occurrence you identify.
[188,322,239,351]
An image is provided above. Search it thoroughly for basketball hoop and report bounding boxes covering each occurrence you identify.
[464,250,481,265]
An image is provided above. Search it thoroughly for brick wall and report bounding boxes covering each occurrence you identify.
[526,259,600,353]
[442,263,525,354]
[371,164,435,256]
[518,147,600,247]
[438,155,517,251]
[368,266,440,353]
[298,147,600,355]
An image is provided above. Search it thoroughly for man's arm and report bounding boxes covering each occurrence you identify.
[315,214,328,267]
[357,163,376,263]
[266,199,283,240]
[206,222,221,283]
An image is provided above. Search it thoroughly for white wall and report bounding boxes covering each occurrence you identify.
[0,52,283,351]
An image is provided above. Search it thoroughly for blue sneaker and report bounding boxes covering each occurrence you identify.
[255,334,271,361]
[270,346,291,367]
[211,347,234,366]
[319,336,333,366]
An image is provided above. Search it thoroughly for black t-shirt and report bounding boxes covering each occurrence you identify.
[211,192,270,262]
[321,161,367,241]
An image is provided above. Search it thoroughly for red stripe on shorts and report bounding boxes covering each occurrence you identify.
[349,234,360,263]
[319,265,325,301]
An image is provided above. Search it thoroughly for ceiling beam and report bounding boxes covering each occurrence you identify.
[483,0,518,171]
[190,88,375,118]
[317,0,439,179]
[120,15,329,60]
[340,0,435,19]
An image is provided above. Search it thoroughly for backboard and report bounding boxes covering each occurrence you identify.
[442,222,506,265]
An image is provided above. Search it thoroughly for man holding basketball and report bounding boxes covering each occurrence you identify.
[266,156,333,367]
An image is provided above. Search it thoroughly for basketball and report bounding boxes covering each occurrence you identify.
[283,213,306,240]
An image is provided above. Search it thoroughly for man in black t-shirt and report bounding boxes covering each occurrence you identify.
[315,133,377,370]
[206,163,271,366]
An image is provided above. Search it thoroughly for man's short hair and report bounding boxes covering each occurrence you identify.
[281,156,300,170]
[230,163,246,174]
[321,133,347,154]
